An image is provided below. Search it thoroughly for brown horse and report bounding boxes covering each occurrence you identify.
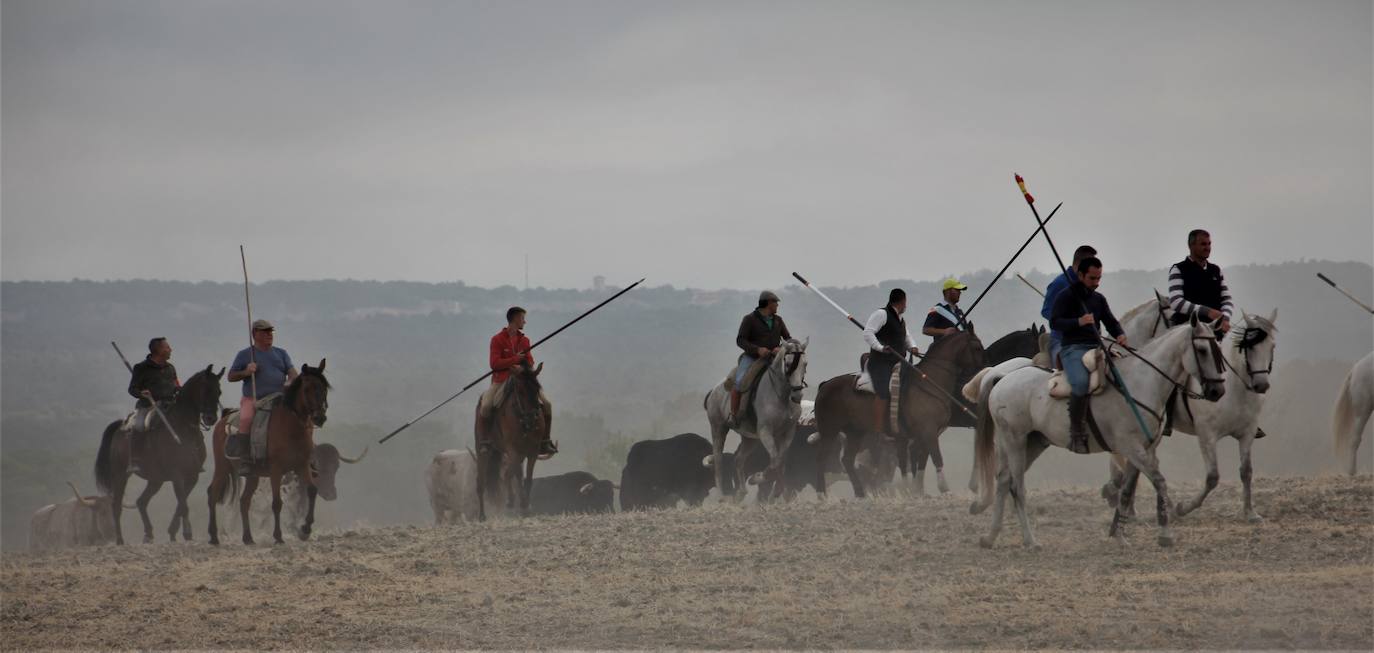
[812,330,985,498]
[476,363,550,520]
[206,360,330,545]
[95,365,224,544]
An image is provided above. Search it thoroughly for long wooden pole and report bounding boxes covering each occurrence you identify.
[1317,273,1374,314]
[962,202,1062,318]
[240,245,257,402]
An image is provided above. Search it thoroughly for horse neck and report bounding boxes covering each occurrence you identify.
[986,332,1034,365]
[1121,327,1193,407]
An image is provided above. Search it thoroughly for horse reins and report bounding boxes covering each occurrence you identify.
[1100,330,1226,402]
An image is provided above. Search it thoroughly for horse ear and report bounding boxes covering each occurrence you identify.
[301,363,313,375]
[802,336,810,350]
[216,366,226,379]
[1268,308,1278,323]
[204,363,214,375]
[317,358,326,372]
[533,362,544,376]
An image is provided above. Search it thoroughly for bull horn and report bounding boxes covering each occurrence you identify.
[66,481,97,508]
[338,446,369,464]
[579,483,593,495]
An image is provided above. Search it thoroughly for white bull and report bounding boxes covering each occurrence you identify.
[29,482,119,551]
[426,449,480,524]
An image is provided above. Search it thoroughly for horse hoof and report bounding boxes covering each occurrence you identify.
[143,535,154,544]
[1157,533,1176,548]
[969,501,986,515]
[242,537,254,546]
[1246,513,1265,524]
[978,536,995,549]
[1026,542,1042,551]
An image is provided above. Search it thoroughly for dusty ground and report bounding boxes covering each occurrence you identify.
[3,475,1371,650]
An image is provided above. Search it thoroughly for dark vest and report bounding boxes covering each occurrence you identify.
[1170,258,1225,325]
[874,306,907,359]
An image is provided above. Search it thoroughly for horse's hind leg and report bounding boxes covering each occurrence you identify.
[840,432,868,498]
[1102,454,1128,509]
[1003,437,1038,549]
[1119,442,1174,547]
[135,479,164,544]
[167,476,189,542]
[979,448,1013,548]
[521,455,536,516]
[238,474,261,545]
[929,430,950,494]
[908,436,928,497]
[708,409,733,500]
[269,471,286,544]
[1175,433,1220,518]
[1238,433,1263,523]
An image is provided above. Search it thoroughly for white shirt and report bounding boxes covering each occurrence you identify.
[862,308,917,353]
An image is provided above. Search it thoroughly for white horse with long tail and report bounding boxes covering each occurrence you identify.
[1334,351,1374,476]
[970,315,1227,548]
[704,338,809,500]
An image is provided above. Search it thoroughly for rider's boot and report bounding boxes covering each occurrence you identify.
[1068,394,1091,454]
[726,389,742,428]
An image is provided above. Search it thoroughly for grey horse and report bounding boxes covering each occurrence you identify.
[703,338,809,501]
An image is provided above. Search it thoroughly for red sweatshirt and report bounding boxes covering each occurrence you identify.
[489,328,534,384]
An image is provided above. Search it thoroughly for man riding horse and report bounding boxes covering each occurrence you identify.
[123,336,179,473]
[727,291,792,428]
[922,278,969,342]
[1049,255,1128,454]
[1169,229,1233,338]
[861,288,921,435]
[476,306,556,458]
[227,319,298,473]
[1042,244,1097,368]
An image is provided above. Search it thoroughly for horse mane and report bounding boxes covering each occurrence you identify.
[925,329,976,360]
[1231,312,1278,351]
[284,367,332,410]
[1120,297,1165,324]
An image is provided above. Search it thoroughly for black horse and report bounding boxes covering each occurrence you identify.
[96,365,224,544]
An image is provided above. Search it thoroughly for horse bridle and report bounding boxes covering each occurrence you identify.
[1107,330,1226,400]
[1219,326,1274,392]
[511,379,543,433]
[770,348,807,403]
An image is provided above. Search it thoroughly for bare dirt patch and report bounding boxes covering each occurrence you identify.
[3,475,1371,650]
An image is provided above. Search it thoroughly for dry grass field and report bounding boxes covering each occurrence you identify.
[3,475,1371,650]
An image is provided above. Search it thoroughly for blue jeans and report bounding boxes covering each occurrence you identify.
[1060,344,1096,397]
[734,355,757,386]
[1048,331,1063,369]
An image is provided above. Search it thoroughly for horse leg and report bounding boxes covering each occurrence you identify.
[206,466,223,546]
[979,447,1013,548]
[840,432,867,498]
[270,471,286,544]
[709,414,732,500]
[1347,410,1371,476]
[109,453,130,546]
[476,449,488,522]
[135,479,164,544]
[1101,454,1128,509]
[1175,433,1220,518]
[1118,441,1174,547]
[930,431,950,495]
[909,436,928,497]
[238,474,261,545]
[166,476,187,542]
[522,455,536,516]
[751,425,780,488]
[1003,436,1038,549]
[1239,433,1263,523]
[813,430,836,499]
[297,460,316,539]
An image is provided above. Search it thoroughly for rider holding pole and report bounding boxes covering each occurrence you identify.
[862,289,922,435]
[727,291,792,428]
[1049,256,1128,454]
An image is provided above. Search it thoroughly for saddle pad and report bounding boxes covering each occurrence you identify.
[889,363,902,433]
[1047,349,1107,399]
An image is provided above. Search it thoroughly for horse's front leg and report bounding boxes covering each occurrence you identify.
[1175,433,1219,518]
[522,455,536,515]
[840,432,867,498]
[239,474,261,545]
[929,429,950,495]
[708,397,733,500]
[135,479,164,544]
[166,476,188,542]
[269,470,286,544]
[1239,433,1263,523]
[1119,442,1173,547]
[298,462,317,540]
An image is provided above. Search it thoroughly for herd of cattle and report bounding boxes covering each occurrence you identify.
[30,402,910,548]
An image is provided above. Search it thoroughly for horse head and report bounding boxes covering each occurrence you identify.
[291,359,332,427]
[179,364,226,430]
[508,363,546,434]
[1232,308,1278,394]
[776,338,809,403]
[1184,314,1227,402]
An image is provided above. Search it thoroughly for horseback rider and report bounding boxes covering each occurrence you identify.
[124,337,180,473]
[1042,244,1097,368]
[227,319,298,467]
[1168,229,1233,337]
[922,278,970,341]
[476,306,557,457]
[1049,256,1127,454]
[727,291,792,428]
[862,288,921,435]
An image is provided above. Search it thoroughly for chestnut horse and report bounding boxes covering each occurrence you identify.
[95,365,224,544]
[477,363,550,520]
[812,330,985,498]
[206,360,330,545]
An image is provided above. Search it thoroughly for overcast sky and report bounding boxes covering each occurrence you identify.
[3,0,1370,289]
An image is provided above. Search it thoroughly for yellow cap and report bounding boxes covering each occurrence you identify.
[942,278,968,291]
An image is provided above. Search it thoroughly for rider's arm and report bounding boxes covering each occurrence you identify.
[490,336,522,371]
[779,317,792,343]
[920,311,946,338]
[127,363,144,399]
[1041,273,1064,320]
[861,310,886,352]
[1218,269,1234,320]
[1100,296,1125,339]
[1167,263,1198,318]
[226,349,250,382]
[735,314,760,354]
[1049,290,1082,334]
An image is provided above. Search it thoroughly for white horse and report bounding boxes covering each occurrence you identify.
[704,338,809,500]
[1334,351,1374,476]
[970,315,1227,548]
[1118,292,1174,345]
[1106,310,1279,523]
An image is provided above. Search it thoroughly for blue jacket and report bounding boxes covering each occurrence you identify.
[1041,267,1077,322]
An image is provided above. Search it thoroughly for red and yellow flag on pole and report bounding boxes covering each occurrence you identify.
[1014,173,1034,204]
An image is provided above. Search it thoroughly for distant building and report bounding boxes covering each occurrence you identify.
[593,275,606,292]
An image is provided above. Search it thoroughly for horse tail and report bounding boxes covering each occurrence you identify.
[962,367,991,403]
[94,420,122,494]
[972,372,1001,508]
[1334,367,1356,459]
[210,470,240,507]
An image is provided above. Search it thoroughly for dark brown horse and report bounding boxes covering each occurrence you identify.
[95,365,224,545]
[477,363,550,520]
[812,330,985,498]
[206,360,330,545]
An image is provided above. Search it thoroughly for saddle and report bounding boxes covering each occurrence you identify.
[723,355,771,432]
[1047,349,1118,399]
[854,352,904,433]
[224,393,282,464]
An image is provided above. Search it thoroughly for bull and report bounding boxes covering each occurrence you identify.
[529,471,616,516]
[426,448,479,524]
[249,443,367,536]
[620,433,736,510]
[29,482,119,550]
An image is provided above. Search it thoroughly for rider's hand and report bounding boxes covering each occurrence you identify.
[757,347,770,358]
[908,347,921,356]
[1079,314,1096,326]
[945,327,959,335]
[512,365,524,374]
[245,362,258,374]
[1219,318,1231,333]
[1115,334,1128,347]
[1206,307,1223,321]
[771,346,782,355]
[139,390,152,399]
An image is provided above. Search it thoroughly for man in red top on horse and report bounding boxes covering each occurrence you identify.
[476,306,557,457]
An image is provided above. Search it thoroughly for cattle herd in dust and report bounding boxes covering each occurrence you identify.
[24,297,1374,552]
